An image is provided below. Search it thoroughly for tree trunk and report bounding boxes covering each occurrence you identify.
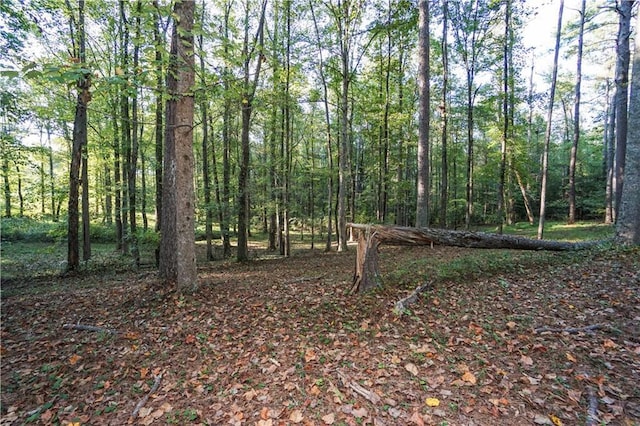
[198,11,214,261]
[159,0,197,292]
[537,0,563,240]
[2,155,10,218]
[81,142,91,261]
[349,223,601,293]
[416,0,430,228]
[612,0,635,221]
[439,0,449,228]
[497,0,510,234]
[221,0,233,259]
[67,0,90,272]
[128,0,142,266]
[616,9,640,245]
[237,0,267,262]
[153,0,163,235]
[568,0,586,225]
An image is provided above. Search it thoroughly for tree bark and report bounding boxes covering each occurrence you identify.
[159,0,197,292]
[416,0,430,228]
[568,0,586,225]
[66,0,90,272]
[349,223,601,293]
[537,0,563,240]
[612,0,636,221]
[439,0,449,228]
[616,8,640,245]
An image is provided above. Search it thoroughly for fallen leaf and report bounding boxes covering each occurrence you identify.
[565,352,576,362]
[520,355,534,366]
[321,413,335,424]
[549,413,563,426]
[506,321,517,329]
[409,410,425,425]
[603,339,617,349]
[69,354,82,365]
[140,367,149,379]
[461,371,477,384]
[405,363,419,376]
[185,334,196,344]
[352,407,367,418]
[257,420,273,426]
[260,407,270,420]
[289,409,304,423]
[425,397,440,407]
[304,349,316,363]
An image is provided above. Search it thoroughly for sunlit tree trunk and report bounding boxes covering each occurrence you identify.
[497,0,510,234]
[221,0,233,258]
[159,0,197,292]
[568,0,586,224]
[612,0,635,221]
[616,9,640,245]
[537,0,563,240]
[416,0,430,228]
[153,0,163,236]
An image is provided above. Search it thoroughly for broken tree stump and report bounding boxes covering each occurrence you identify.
[348,223,601,293]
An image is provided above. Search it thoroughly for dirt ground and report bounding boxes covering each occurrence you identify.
[1,244,639,425]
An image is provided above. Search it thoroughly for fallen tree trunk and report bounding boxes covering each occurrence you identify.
[348,223,601,293]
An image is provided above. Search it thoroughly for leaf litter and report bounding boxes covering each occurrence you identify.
[1,245,639,425]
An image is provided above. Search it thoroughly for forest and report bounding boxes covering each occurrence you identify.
[1,0,640,425]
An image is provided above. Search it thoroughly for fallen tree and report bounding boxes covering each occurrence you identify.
[348,223,602,294]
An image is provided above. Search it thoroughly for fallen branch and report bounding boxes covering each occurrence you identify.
[284,275,325,284]
[336,370,381,405]
[534,324,603,334]
[585,386,600,426]
[394,281,433,315]
[62,324,117,334]
[132,374,163,418]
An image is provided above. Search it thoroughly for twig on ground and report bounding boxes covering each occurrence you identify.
[585,385,600,426]
[336,370,381,405]
[132,374,163,418]
[284,275,325,284]
[394,281,433,315]
[62,324,117,334]
[534,324,604,334]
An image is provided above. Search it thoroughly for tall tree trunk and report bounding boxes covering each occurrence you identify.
[237,0,267,262]
[81,141,90,260]
[616,8,640,245]
[416,0,430,228]
[198,12,214,261]
[604,79,615,224]
[497,0,510,234]
[612,0,635,221]
[336,3,350,252]
[153,0,163,235]
[128,0,141,266]
[15,164,23,217]
[140,147,147,231]
[159,0,197,292]
[47,124,57,221]
[113,99,123,250]
[439,0,449,228]
[568,0,586,224]
[119,0,130,255]
[537,0,563,240]
[309,1,334,251]
[2,153,10,218]
[221,0,233,258]
[66,0,90,272]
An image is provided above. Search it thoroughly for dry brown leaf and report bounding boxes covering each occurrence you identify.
[461,371,477,384]
[405,363,419,376]
[321,413,335,424]
[289,409,304,423]
[565,352,576,362]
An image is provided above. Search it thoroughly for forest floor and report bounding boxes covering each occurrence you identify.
[1,239,639,426]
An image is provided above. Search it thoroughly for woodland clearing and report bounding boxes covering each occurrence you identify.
[1,238,639,425]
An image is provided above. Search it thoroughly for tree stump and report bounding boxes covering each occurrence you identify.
[350,226,382,294]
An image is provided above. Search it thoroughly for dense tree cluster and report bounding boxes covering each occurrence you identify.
[1,0,638,271]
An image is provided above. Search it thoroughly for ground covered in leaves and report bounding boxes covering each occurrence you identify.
[1,244,639,425]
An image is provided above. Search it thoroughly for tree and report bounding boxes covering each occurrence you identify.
[612,0,636,222]
[537,0,563,240]
[159,0,197,291]
[236,0,267,262]
[415,0,430,228]
[567,0,586,224]
[616,8,640,245]
[66,0,91,272]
